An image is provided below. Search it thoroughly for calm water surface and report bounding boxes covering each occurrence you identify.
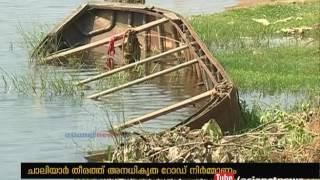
[0,0,239,179]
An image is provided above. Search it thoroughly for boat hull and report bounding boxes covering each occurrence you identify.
[34,2,242,132]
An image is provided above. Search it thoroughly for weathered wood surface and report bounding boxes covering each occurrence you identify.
[88,59,199,99]
[108,0,145,4]
[43,18,169,63]
[112,89,217,131]
[77,44,190,85]
[33,2,241,133]
[170,21,218,85]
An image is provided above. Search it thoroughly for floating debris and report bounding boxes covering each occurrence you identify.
[277,26,313,35]
[252,18,271,26]
[252,16,303,26]
[273,16,293,24]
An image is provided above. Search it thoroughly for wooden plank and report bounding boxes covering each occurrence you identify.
[43,17,169,63]
[112,89,217,131]
[171,25,181,59]
[197,59,217,84]
[195,63,202,80]
[76,45,189,85]
[157,25,165,53]
[87,59,198,99]
[89,5,163,18]
[170,21,217,84]
[163,12,180,20]
[143,15,151,75]
[178,18,230,81]
[128,12,133,27]
[51,3,88,34]
[157,24,165,71]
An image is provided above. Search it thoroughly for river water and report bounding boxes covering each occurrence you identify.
[0,0,242,179]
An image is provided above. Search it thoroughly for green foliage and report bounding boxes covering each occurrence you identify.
[201,119,223,140]
[0,67,84,98]
[239,100,261,130]
[16,23,50,62]
[216,45,320,92]
[190,1,320,93]
[191,1,320,48]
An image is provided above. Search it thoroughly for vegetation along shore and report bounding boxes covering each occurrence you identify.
[191,0,319,92]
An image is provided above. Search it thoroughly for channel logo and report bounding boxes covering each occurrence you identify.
[214,173,235,180]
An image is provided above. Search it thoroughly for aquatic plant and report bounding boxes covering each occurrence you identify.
[238,99,261,130]
[16,23,51,62]
[0,67,84,98]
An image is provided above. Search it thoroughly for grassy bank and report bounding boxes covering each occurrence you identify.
[191,1,319,46]
[217,46,319,91]
[190,1,320,93]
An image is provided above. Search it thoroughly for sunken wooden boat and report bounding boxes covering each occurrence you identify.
[34,1,241,133]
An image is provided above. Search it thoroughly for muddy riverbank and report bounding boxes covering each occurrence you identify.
[229,0,313,9]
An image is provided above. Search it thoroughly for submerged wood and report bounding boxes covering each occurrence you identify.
[88,59,198,99]
[112,89,217,131]
[33,2,242,132]
[76,44,190,85]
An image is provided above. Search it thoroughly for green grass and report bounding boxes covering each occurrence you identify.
[191,1,320,47]
[0,67,84,98]
[190,1,320,93]
[17,23,50,62]
[216,45,320,92]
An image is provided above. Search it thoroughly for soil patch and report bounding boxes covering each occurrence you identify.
[228,0,313,9]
